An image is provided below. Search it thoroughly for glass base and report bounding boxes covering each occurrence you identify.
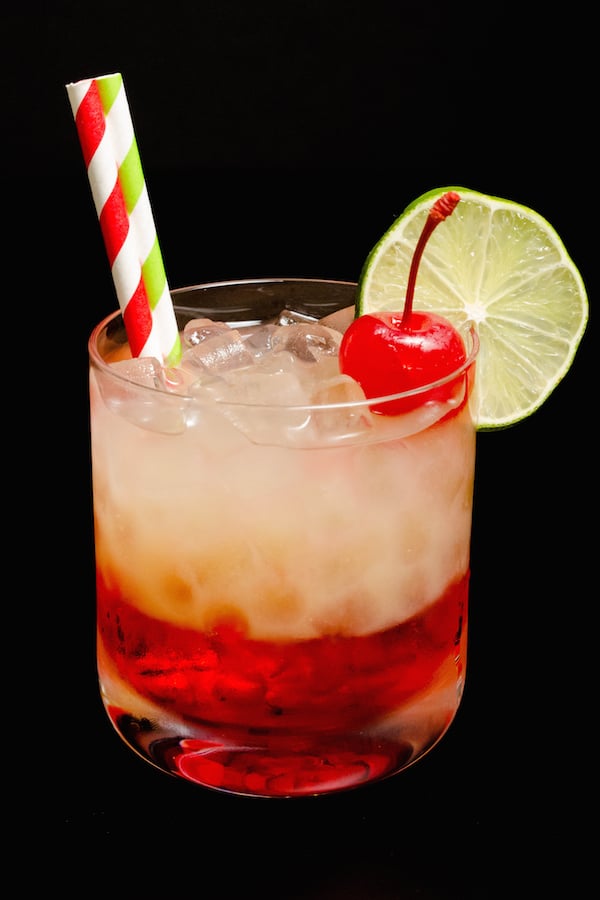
[105,701,455,798]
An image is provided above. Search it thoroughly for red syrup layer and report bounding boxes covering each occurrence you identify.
[98,570,468,733]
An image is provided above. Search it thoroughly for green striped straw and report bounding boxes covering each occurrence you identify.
[66,73,181,365]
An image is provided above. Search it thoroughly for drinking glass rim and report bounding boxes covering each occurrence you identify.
[89,277,479,411]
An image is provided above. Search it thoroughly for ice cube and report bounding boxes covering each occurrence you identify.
[215,366,309,407]
[182,329,255,373]
[252,349,303,377]
[270,323,342,362]
[219,386,312,445]
[109,356,167,389]
[183,318,230,346]
[100,358,188,434]
[311,373,368,406]
[318,305,355,334]
[237,323,278,358]
[184,350,313,444]
[309,374,375,441]
[184,360,311,443]
[108,357,195,398]
[187,371,230,400]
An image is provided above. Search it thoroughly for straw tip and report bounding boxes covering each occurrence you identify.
[65,72,123,90]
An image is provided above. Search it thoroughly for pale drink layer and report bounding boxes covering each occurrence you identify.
[91,379,474,640]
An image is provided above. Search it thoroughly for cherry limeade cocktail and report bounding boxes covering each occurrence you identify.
[90,278,478,798]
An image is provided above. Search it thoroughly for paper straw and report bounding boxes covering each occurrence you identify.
[66,73,181,366]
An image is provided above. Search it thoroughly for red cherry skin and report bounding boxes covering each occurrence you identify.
[339,310,467,415]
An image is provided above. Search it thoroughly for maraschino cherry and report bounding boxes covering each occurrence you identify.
[339,191,467,414]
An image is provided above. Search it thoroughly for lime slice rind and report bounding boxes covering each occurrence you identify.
[357,186,588,430]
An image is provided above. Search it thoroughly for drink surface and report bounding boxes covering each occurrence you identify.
[89,280,477,796]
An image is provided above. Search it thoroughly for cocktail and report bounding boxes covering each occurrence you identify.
[90,276,478,797]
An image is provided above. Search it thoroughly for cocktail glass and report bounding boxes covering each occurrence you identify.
[89,277,478,798]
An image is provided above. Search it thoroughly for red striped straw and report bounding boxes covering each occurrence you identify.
[66,73,181,366]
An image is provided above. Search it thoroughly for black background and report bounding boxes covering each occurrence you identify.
[10,3,594,896]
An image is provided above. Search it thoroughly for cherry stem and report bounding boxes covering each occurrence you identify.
[401,191,460,327]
